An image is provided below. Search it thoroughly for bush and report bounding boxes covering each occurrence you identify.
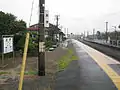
[45,36,53,49]
[16,32,38,53]
[45,40,53,49]
[16,35,25,51]
[14,35,22,51]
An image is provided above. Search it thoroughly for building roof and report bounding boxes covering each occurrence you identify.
[27,27,39,31]
[27,23,61,34]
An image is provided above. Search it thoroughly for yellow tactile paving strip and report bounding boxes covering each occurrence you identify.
[81,43,120,90]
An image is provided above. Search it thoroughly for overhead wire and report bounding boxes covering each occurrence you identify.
[18,1,35,90]
[29,0,34,27]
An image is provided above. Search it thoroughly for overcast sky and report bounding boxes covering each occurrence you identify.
[0,0,120,34]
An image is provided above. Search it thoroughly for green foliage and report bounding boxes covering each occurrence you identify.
[0,11,27,52]
[45,36,53,49]
[0,71,10,75]
[96,31,101,39]
[14,35,23,50]
[118,25,120,29]
[28,35,38,51]
[24,71,37,75]
[45,41,52,49]
[59,56,68,70]
[58,49,78,71]
[0,11,26,35]
[16,35,26,51]
[71,55,78,60]
[46,36,52,41]
[0,71,37,75]
[16,32,38,52]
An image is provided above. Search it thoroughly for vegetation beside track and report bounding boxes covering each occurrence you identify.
[58,49,78,71]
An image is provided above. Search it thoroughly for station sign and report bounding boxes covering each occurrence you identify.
[3,36,13,54]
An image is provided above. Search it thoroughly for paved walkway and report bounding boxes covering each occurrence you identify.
[55,39,118,90]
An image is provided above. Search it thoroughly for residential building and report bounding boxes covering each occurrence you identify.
[27,23,64,42]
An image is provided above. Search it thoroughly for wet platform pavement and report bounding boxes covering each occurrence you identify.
[55,40,118,90]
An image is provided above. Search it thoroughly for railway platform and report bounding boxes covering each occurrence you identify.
[55,39,120,90]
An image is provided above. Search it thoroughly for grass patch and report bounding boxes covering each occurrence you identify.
[24,71,37,75]
[58,49,78,71]
[0,71,10,75]
[17,71,37,75]
[71,55,78,60]
[0,71,37,75]
[58,56,69,71]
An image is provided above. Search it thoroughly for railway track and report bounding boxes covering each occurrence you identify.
[79,39,120,61]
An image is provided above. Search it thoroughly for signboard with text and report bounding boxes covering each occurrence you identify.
[3,37,13,54]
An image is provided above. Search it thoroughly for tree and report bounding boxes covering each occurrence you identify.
[16,32,38,52]
[96,31,101,39]
[0,11,27,52]
[118,25,120,29]
[0,11,26,35]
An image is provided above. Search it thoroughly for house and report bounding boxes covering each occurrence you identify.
[27,23,64,42]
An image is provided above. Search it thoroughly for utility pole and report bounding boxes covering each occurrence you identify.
[67,28,68,38]
[64,28,66,36]
[105,22,108,43]
[55,15,60,43]
[87,31,89,38]
[93,29,95,40]
[55,15,60,27]
[38,0,45,76]
[84,31,85,39]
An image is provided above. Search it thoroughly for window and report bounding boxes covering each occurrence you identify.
[46,14,48,17]
[46,21,49,24]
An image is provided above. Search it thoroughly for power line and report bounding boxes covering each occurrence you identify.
[29,0,34,27]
